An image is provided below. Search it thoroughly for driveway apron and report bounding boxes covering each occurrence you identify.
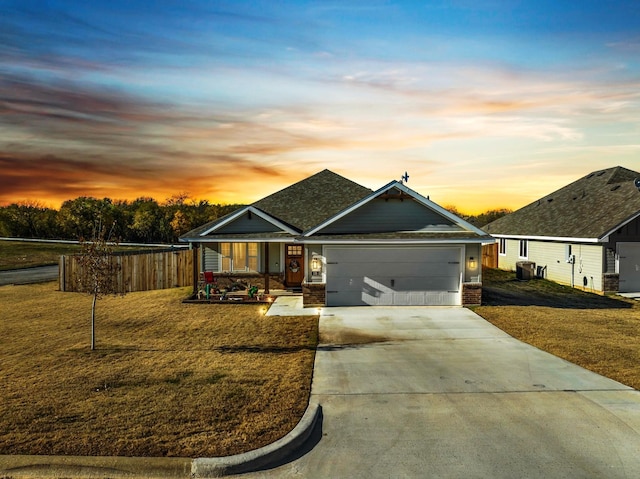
[246,307,640,478]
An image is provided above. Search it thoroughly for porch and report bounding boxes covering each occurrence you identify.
[183,271,302,304]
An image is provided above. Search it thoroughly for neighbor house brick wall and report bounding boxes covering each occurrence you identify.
[302,282,326,306]
[462,282,482,306]
[603,273,619,294]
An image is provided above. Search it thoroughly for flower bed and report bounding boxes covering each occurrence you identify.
[183,293,275,304]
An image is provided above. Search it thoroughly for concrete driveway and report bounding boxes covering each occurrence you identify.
[246,306,640,478]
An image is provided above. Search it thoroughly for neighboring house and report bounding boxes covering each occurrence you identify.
[484,166,640,294]
[180,169,494,306]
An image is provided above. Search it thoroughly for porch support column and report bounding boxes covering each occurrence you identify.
[263,243,270,294]
[191,242,200,296]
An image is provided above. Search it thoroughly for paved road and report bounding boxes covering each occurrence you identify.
[0,265,58,286]
[245,307,640,478]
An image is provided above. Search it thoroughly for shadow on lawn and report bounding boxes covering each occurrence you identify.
[88,344,317,354]
[482,272,633,310]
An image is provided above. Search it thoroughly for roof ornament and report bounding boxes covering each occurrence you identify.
[400,171,409,184]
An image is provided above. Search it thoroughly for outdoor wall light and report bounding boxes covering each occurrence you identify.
[311,257,320,271]
[468,257,477,269]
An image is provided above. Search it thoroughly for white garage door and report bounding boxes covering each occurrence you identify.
[325,246,462,306]
[619,243,640,292]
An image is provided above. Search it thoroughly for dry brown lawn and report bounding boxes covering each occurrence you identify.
[0,282,318,458]
[474,268,640,389]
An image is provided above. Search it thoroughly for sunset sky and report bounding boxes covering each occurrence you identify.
[1,1,639,213]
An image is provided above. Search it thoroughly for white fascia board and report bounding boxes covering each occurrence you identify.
[301,237,490,245]
[200,207,249,236]
[600,210,640,241]
[197,237,292,243]
[490,233,600,243]
[200,206,298,236]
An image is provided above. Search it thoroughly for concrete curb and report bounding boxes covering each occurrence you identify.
[191,402,321,478]
[0,403,321,479]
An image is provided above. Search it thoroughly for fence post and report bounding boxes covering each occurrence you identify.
[59,255,66,292]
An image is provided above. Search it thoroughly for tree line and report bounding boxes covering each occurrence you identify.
[0,195,512,244]
[444,206,513,228]
[0,195,243,244]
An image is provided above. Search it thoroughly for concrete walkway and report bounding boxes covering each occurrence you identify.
[243,306,640,478]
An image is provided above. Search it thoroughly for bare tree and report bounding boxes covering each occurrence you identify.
[76,225,122,350]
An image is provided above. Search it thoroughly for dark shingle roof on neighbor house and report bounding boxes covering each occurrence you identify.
[484,166,640,240]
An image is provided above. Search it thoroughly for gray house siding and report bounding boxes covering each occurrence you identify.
[465,243,481,282]
[203,244,220,272]
[608,215,640,243]
[320,197,462,234]
[216,212,283,234]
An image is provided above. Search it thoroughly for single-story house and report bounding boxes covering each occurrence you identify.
[180,169,494,306]
[484,166,640,294]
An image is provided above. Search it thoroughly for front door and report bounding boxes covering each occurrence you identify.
[285,244,304,287]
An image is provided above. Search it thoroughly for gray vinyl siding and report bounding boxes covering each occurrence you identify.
[464,243,481,282]
[216,212,283,234]
[203,244,220,272]
[608,215,640,242]
[267,243,282,273]
[321,198,462,234]
[499,239,604,291]
[307,244,325,283]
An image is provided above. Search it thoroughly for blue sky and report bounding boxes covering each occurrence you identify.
[1,0,639,212]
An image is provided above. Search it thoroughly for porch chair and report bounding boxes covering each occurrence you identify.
[198,271,218,299]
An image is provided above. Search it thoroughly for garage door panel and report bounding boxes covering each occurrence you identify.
[325,246,462,306]
[327,274,460,292]
[329,248,460,264]
[329,261,459,277]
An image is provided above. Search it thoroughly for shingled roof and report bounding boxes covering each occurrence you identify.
[180,169,373,239]
[253,169,372,231]
[484,166,640,240]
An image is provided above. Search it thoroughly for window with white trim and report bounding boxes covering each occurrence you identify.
[518,239,528,259]
[498,238,507,256]
[220,242,259,272]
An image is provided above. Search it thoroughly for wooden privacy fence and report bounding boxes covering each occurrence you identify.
[60,248,194,293]
[482,243,498,269]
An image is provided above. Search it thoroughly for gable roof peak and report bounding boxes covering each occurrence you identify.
[251,169,372,231]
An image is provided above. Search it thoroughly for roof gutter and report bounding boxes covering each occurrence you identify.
[301,237,494,245]
[490,234,600,243]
